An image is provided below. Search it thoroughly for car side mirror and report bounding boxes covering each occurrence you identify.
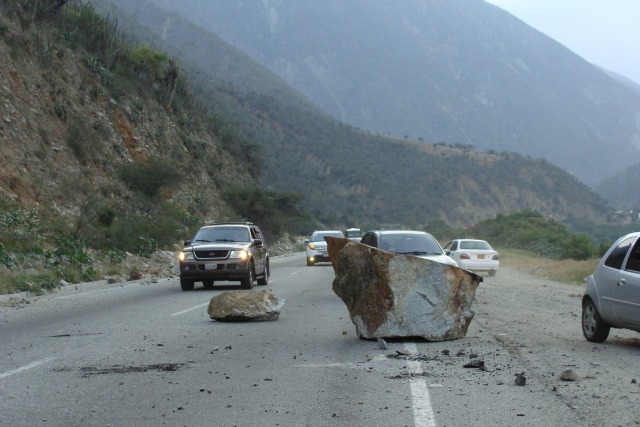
[304,239,309,244]
[445,250,451,256]
[184,240,191,246]
[253,239,263,247]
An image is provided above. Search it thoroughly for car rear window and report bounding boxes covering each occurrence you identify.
[460,241,492,250]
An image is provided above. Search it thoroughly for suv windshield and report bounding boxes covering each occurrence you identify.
[193,226,251,243]
[460,240,492,250]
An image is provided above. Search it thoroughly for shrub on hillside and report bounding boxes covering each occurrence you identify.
[469,211,597,260]
[118,157,183,197]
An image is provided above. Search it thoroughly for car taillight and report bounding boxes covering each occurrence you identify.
[492,254,499,260]
[460,253,470,260]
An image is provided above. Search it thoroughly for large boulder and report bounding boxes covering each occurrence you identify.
[327,237,481,341]
[208,290,283,322]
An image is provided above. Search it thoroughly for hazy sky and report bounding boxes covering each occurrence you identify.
[484,0,640,84]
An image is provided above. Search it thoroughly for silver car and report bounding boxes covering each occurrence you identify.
[306,230,344,266]
[582,231,640,342]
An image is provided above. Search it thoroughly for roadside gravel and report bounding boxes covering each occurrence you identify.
[474,266,640,427]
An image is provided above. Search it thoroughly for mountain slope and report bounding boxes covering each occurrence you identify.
[92,0,612,228]
[139,0,640,186]
[0,0,272,248]
[595,162,640,210]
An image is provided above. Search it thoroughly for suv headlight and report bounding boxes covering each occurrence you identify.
[309,244,316,249]
[179,250,194,261]
[229,250,249,259]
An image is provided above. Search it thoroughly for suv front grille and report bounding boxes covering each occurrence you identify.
[194,250,230,259]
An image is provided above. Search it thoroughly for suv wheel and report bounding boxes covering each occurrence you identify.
[180,277,195,291]
[257,260,269,286]
[582,299,610,343]
[241,263,255,289]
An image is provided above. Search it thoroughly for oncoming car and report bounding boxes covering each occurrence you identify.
[345,228,362,242]
[306,230,344,266]
[582,231,640,343]
[443,239,499,276]
[178,222,269,291]
[360,230,457,266]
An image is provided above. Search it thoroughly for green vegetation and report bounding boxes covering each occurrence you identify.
[463,211,601,260]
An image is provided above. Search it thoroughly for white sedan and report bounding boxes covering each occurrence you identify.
[443,239,499,276]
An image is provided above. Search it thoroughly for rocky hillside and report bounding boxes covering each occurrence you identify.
[0,0,258,251]
[0,0,617,244]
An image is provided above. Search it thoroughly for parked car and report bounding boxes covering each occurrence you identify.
[306,230,344,266]
[582,231,640,343]
[443,239,499,276]
[178,222,269,291]
[360,230,457,266]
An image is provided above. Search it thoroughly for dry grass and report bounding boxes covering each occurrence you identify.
[499,248,599,285]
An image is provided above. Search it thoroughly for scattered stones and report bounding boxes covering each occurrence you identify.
[514,372,526,386]
[208,290,284,322]
[463,359,485,369]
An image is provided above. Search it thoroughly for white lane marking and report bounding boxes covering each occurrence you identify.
[405,343,437,427]
[171,302,209,316]
[53,283,139,299]
[0,358,55,379]
[290,270,304,275]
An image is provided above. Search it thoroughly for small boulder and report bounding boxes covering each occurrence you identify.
[208,290,284,322]
[560,369,579,382]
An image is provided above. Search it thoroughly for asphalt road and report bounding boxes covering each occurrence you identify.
[1,253,638,426]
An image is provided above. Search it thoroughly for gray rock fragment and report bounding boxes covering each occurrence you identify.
[208,290,284,322]
[560,369,579,381]
[514,372,526,386]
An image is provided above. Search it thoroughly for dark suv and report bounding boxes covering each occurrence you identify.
[178,222,269,291]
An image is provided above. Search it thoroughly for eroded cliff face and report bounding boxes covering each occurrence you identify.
[0,5,247,221]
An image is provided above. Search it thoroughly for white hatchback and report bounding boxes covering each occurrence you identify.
[443,239,499,276]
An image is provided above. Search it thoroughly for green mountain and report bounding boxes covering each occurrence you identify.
[125,0,640,187]
[94,0,611,229]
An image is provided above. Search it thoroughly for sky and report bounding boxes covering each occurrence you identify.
[483,0,640,84]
